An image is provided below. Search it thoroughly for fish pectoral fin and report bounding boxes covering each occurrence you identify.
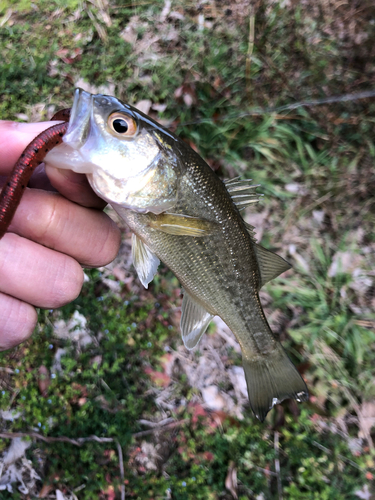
[147,213,214,237]
[181,293,214,349]
[254,243,292,287]
[131,234,160,289]
[243,344,308,422]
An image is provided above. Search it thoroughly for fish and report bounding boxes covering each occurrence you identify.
[44,88,308,421]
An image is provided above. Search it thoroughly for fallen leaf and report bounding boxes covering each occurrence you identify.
[144,367,171,388]
[188,403,208,424]
[101,485,116,500]
[328,251,364,277]
[38,484,53,498]
[203,451,215,461]
[225,461,238,499]
[355,485,371,500]
[201,385,226,411]
[135,99,152,115]
[38,366,50,397]
[159,353,175,377]
[358,402,375,443]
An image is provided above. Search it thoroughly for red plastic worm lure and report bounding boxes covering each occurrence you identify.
[0,108,71,239]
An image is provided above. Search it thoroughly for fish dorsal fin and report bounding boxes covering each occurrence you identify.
[224,177,263,211]
[181,293,214,349]
[147,213,214,237]
[254,243,291,287]
[132,234,160,289]
[244,221,257,243]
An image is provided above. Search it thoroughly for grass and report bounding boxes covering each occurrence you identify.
[0,0,375,498]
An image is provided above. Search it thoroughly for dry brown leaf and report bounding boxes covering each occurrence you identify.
[355,484,371,500]
[328,251,365,277]
[358,402,375,443]
[201,386,226,411]
[144,367,171,388]
[38,366,50,397]
[225,460,238,499]
[134,99,152,115]
[38,483,54,498]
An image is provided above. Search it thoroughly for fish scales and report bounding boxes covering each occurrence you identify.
[44,88,309,421]
[120,143,274,355]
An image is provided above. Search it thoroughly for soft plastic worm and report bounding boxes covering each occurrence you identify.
[0,109,71,239]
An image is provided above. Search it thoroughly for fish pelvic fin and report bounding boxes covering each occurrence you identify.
[254,243,291,287]
[243,344,308,422]
[132,234,160,288]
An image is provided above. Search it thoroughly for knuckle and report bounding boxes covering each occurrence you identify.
[37,195,74,247]
[0,233,16,276]
[95,220,121,266]
[33,194,61,242]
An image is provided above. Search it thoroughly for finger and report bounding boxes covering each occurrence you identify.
[8,188,121,267]
[0,120,57,174]
[0,233,84,308]
[45,165,107,209]
[28,164,57,191]
[0,293,37,351]
[0,120,105,209]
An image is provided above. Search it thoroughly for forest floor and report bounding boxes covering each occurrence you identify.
[0,0,375,498]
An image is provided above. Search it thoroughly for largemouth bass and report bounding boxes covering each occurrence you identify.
[45,89,308,421]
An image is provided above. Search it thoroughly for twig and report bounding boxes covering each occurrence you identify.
[311,440,363,471]
[0,419,189,497]
[0,418,190,445]
[115,439,125,500]
[299,191,334,216]
[132,418,190,438]
[0,368,14,373]
[246,7,255,104]
[0,432,114,446]
[255,89,375,115]
[137,417,175,428]
[247,462,279,477]
[0,432,124,495]
[274,431,282,500]
[178,89,375,126]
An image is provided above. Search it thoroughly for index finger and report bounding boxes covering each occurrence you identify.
[0,120,56,174]
[0,120,105,209]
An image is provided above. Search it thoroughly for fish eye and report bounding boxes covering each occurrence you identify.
[108,112,137,137]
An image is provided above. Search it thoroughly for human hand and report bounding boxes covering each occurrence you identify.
[0,120,121,350]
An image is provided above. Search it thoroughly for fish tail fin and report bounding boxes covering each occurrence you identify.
[243,344,308,422]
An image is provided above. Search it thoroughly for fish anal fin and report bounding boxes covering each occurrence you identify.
[255,243,291,287]
[131,234,160,288]
[148,213,214,237]
[181,293,214,349]
[243,345,308,422]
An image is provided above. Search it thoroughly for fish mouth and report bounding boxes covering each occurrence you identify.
[63,88,93,149]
